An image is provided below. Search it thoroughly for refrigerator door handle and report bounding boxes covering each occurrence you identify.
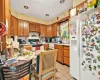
[79,21,83,58]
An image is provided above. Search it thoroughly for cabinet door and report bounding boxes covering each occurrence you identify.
[29,23,36,32]
[64,57,70,66]
[46,25,52,37]
[18,20,24,36]
[18,20,29,36]
[40,25,46,37]
[64,49,69,57]
[52,23,58,37]
[42,44,49,50]
[10,16,18,36]
[35,24,40,32]
[57,49,64,64]
[23,21,29,36]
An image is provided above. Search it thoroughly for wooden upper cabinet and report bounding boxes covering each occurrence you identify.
[40,24,46,37]
[35,24,40,32]
[52,23,58,37]
[29,23,40,32]
[23,21,29,36]
[46,25,52,37]
[29,23,36,32]
[18,20,29,36]
[10,16,18,36]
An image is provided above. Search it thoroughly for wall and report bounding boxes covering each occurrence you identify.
[51,10,69,24]
[73,0,85,7]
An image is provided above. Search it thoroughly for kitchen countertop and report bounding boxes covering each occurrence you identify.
[41,43,69,46]
[20,43,69,46]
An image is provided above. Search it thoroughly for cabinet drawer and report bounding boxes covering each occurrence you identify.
[54,44,59,49]
[64,50,69,57]
[64,57,70,65]
[64,46,69,50]
[58,45,63,49]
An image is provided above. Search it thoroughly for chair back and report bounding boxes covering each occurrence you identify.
[39,49,57,75]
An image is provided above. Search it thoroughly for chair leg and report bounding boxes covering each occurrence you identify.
[54,73,56,80]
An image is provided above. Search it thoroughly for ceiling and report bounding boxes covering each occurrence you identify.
[10,0,72,20]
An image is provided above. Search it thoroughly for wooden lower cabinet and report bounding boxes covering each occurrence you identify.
[54,44,70,65]
[57,49,64,64]
[64,57,70,66]
[64,46,70,66]
[42,44,49,50]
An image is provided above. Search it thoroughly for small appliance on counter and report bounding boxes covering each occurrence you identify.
[55,36,61,43]
[45,37,52,43]
[17,37,26,44]
[18,39,26,44]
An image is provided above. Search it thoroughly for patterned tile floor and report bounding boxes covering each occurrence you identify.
[32,62,76,80]
[56,62,76,80]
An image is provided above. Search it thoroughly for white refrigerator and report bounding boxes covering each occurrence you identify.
[70,7,100,80]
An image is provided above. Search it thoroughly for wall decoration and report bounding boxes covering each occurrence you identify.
[60,21,69,43]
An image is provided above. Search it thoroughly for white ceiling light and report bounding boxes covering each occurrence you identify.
[24,5,29,9]
[70,8,77,17]
[60,0,65,4]
[46,14,49,16]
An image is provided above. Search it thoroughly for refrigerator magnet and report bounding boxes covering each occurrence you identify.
[98,71,100,75]
[91,39,95,42]
[97,21,100,24]
[89,65,92,71]
[91,54,94,58]
[93,59,97,63]
[90,49,93,51]
[93,66,96,70]
[86,58,92,60]
[82,61,85,65]
[98,26,100,29]
[97,65,100,69]
[97,56,100,61]
[88,60,91,63]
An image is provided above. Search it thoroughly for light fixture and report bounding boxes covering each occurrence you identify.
[24,5,29,9]
[46,14,49,16]
[60,0,65,4]
[70,8,77,17]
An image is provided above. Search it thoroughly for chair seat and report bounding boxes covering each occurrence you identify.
[42,71,54,79]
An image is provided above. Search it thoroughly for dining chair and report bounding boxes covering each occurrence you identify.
[33,49,57,80]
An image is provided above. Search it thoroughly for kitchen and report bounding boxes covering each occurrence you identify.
[0,0,100,80]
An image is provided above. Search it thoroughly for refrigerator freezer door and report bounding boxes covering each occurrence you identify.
[70,17,80,80]
[70,39,80,80]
